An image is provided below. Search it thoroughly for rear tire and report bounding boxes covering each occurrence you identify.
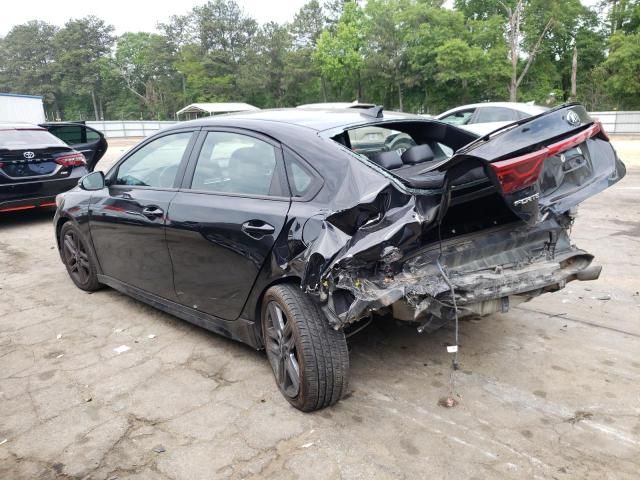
[60,222,101,292]
[261,284,349,412]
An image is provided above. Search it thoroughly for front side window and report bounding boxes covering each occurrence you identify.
[115,132,192,188]
[440,109,475,125]
[191,132,279,196]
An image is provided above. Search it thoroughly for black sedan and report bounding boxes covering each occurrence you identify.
[0,122,107,213]
[53,105,625,411]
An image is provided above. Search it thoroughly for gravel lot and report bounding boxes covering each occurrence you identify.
[1,138,639,479]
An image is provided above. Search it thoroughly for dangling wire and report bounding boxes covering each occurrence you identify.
[436,258,459,371]
[436,215,460,405]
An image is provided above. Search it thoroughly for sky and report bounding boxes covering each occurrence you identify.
[0,0,603,36]
[0,0,309,36]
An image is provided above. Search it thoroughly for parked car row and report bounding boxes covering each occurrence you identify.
[2,102,625,412]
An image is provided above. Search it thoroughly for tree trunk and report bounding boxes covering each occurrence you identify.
[321,77,328,102]
[506,3,520,102]
[90,89,99,121]
[53,96,62,121]
[397,81,403,112]
[570,44,578,101]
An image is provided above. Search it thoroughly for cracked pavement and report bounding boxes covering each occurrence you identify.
[1,138,639,479]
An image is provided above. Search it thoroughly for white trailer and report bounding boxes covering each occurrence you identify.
[0,93,46,124]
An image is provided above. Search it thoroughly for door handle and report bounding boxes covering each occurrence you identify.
[142,206,164,218]
[241,221,275,238]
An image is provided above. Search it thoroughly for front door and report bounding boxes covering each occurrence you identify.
[89,130,196,299]
[166,129,291,320]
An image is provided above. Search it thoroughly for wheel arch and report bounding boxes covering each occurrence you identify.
[250,275,302,348]
[55,216,71,251]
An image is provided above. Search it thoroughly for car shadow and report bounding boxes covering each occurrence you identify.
[0,208,56,229]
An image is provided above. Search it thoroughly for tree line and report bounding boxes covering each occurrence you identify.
[0,0,638,121]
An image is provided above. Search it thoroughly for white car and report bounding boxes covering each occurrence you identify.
[436,102,548,136]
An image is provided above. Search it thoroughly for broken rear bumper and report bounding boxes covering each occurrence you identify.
[323,217,600,330]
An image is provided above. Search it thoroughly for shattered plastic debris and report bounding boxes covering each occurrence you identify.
[56,354,64,359]
[147,334,156,339]
[0,438,7,446]
[565,410,593,424]
[301,442,314,448]
[438,396,459,408]
[114,328,125,333]
[56,334,62,340]
[113,345,131,354]
[152,444,166,453]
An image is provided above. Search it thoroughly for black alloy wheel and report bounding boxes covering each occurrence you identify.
[264,301,301,398]
[261,284,349,412]
[60,222,101,291]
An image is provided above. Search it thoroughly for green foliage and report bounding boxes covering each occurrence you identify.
[314,1,367,99]
[600,31,640,108]
[0,0,638,120]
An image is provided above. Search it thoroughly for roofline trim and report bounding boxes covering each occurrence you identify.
[0,92,44,100]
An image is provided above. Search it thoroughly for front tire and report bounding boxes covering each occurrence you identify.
[60,222,101,292]
[261,284,349,412]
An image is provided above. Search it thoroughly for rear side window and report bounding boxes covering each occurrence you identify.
[191,132,280,196]
[283,150,320,198]
[0,129,66,148]
[47,125,100,144]
[474,107,519,123]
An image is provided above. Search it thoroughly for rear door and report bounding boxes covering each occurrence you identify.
[42,123,108,171]
[441,104,626,225]
[166,128,291,320]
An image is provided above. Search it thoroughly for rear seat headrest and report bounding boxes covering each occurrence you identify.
[401,144,435,165]
[370,151,403,170]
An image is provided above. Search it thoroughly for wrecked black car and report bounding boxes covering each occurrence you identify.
[53,105,625,411]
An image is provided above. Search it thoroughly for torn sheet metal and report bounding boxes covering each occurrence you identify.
[279,105,625,331]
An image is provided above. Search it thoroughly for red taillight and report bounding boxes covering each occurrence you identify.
[55,153,86,167]
[490,150,547,194]
[490,122,604,194]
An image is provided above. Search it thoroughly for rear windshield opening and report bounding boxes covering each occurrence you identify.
[330,120,478,190]
[0,129,66,149]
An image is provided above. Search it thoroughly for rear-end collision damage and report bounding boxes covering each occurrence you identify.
[290,104,626,331]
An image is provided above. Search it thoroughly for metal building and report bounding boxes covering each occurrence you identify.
[0,93,46,124]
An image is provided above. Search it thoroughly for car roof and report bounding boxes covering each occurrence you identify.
[296,102,376,109]
[0,122,44,131]
[438,102,548,117]
[170,107,421,132]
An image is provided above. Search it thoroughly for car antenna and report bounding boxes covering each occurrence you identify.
[361,105,384,118]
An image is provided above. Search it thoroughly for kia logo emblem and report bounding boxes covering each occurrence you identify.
[23,151,35,159]
[566,111,581,127]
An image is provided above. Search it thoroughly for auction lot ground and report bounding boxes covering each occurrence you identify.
[1,138,639,479]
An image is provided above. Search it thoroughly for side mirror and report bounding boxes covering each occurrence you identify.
[79,171,105,191]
